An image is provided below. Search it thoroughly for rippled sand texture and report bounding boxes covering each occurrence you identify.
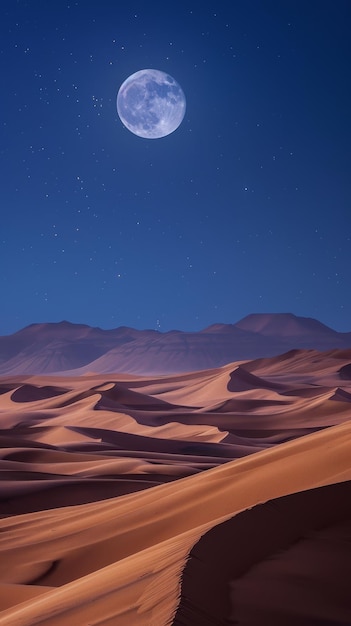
[0,349,351,625]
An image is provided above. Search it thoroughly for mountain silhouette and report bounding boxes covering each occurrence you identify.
[0,314,350,375]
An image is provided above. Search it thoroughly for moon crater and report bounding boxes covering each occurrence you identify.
[117,69,186,139]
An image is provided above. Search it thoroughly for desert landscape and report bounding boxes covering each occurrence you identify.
[2,0,350,621]
[0,316,350,624]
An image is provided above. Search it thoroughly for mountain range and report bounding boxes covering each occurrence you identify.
[0,313,350,375]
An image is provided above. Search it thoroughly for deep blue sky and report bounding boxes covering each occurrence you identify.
[1,0,350,335]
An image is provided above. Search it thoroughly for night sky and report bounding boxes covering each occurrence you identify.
[1,0,350,336]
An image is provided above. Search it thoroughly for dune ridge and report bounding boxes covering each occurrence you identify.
[0,348,350,624]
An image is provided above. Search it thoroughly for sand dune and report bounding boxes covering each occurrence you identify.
[174,480,351,625]
[0,348,351,624]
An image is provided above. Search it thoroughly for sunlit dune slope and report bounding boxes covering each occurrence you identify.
[0,348,350,624]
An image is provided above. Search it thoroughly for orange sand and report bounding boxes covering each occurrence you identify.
[0,349,350,624]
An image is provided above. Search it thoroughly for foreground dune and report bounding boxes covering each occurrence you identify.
[0,349,350,624]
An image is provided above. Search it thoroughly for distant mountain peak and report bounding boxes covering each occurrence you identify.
[234,313,336,337]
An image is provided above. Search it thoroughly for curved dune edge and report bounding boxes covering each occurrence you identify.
[0,419,350,625]
[174,480,351,625]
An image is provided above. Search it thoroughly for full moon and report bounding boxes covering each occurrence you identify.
[117,69,186,139]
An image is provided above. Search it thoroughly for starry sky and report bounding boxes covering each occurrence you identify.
[1,0,350,335]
